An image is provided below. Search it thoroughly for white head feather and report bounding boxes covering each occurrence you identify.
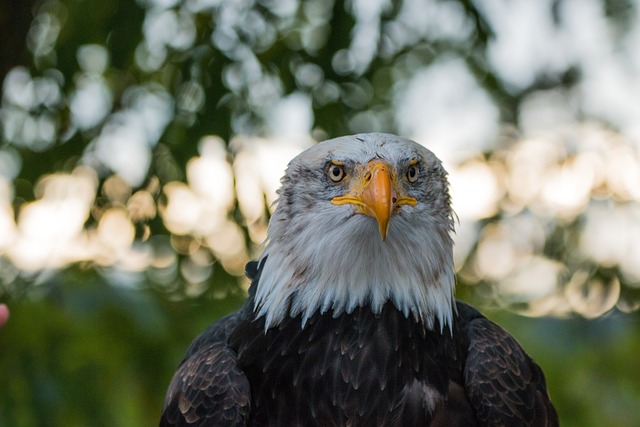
[253,133,456,333]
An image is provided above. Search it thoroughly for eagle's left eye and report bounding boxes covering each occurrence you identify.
[406,164,419,183]
[328,162,346,182]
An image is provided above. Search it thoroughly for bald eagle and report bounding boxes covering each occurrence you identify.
[160,133,559,426]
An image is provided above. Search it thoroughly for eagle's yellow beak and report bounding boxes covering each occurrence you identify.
[331,159,417,241]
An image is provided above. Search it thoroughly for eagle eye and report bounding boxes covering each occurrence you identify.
[406,164,419,183]
[328,162,346,183]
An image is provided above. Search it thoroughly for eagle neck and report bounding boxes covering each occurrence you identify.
[252,212,455,334]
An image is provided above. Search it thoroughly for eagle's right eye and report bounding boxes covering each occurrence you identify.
[406,164,419,183]
[328,162,346,183]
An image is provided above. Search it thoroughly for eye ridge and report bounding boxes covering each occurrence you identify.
[328,162,346,183]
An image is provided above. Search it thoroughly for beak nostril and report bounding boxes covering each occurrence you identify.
[365,172,372,183]
[392,196,397,204]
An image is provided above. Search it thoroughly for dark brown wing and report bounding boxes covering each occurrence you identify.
[160,341,250,427]
[457,302,559,427]
[160,309,251,427]
[160,261,262,426]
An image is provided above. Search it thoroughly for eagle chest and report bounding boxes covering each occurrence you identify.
[230,305,452,426]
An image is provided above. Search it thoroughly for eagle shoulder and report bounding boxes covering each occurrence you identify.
[454,301,559,427]
[160,311,251,427]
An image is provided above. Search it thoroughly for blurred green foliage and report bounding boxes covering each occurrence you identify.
[1,0,640,426]
[0,268,246,426]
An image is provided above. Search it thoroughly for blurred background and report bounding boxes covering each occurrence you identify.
[0,0,639,425]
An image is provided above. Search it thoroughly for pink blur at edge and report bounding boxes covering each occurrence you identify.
[0,304,9,328]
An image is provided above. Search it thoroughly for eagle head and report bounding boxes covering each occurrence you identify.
[254,133,456,332]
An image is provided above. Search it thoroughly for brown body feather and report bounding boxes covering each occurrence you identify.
[160,262,558,427]
[161,134,558,426]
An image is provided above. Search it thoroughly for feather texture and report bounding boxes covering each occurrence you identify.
[160,291,558,426]
[254,133,455,331]
[160,133,558,426]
